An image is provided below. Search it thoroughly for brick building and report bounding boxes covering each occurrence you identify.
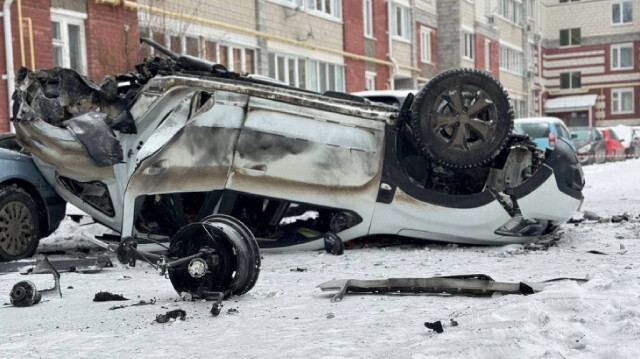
[0,0,139,132]
[539,0,640,127]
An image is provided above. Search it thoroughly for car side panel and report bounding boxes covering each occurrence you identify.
[226,96,386,240]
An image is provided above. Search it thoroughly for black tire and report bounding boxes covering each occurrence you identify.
[410,68,514,168]
[0,185,42,261]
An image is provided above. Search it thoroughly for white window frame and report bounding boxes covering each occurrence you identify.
[391,3,411,41]
[462,31,475,61]
[306,0,342,20]
[485,40,491,72]
[559,71,581,89]
[365,71,376,91]
[612,1,633,25]
[50,9,88,75]
[611,43,634,70]
[498,0,524,25]
[363,0,374,38]
[420,27,432,64]
[499,43,524,75]
[309,60,345,93]
[270,53,305,88]
[611,88,634,114]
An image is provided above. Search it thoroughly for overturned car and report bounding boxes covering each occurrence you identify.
[11,39,583,296]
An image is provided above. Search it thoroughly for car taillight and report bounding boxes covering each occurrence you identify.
[549,132,556,148]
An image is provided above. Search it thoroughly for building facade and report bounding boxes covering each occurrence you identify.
[0,0,638,133]
[540,0,640,127]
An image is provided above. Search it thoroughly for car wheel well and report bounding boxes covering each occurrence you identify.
[0,179,49,233]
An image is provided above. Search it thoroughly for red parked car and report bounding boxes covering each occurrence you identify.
[600,128,626,161]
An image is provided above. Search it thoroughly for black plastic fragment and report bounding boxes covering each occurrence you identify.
[93,291,129,302]
[323,232,344,256]
[424,321,444,333]
[518,282,535,295]
[65,112,123,167]
[156,309,187,323]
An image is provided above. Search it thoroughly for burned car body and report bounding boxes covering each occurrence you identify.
[12,40,584,255]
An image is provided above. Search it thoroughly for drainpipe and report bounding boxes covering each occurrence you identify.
[387,0,398,90]
[537,0,545,117]
[3,0,15,133]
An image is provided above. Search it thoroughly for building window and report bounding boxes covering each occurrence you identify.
[560,72,581,89]
[420,27,432,63]
[499,0,523,24]
[364,0,373,38]
[391,3,410,41]
[307,0,342,19]
[511,99,526,118]
[268,53,306,88]
[612,88,634,114]
[611,44,634,70]
[462,32,474,60]
[51,10,87,75]
[612,1,633,24]
[559,0,580,3]
[485,40,491,72]
[365,71,376,91]
[559,28,580,46]
[499,45,523,74]
[309,60,344,93]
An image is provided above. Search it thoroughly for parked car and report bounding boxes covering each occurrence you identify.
[600,128,626,161]
[571,127,607,165]
[514,117,577,151]
[611,125,640,159]
[11,39,584,257]
[0,133,66,261]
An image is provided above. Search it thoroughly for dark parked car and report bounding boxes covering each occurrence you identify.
[571,127,607,165]
[0,133,66,261]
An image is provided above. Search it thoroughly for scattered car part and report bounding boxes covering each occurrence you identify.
[93,292,129,302]
[8,257,61,307]
[317,275,588,302]
[323,232,345,255]
[115,215,260,303]
[424,321,444,334]
[0,255,112,274]
[109,298,156,310]
[410,68,514,168]
[9,281,41,307]
[156,309,186,323]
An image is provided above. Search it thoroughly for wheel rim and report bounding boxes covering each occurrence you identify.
[431,80,499,152]
[0,201,35,256]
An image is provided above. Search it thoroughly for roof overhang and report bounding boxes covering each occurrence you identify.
[544,94,597,113]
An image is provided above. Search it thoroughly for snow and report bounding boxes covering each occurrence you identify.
[2,160,640,358]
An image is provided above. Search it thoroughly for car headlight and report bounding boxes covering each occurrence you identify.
[577,144,592,154]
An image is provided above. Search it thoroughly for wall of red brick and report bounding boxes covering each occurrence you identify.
[0,0,54,132]
[86,1,139,82]
[373,0,389,89]
[343,0,365,93]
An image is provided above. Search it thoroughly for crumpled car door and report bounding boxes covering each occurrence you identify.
[120,90,249,237]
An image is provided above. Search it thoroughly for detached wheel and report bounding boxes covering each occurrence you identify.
[168,214,260,298]
[0,185,42,261]
[410,68,514,168]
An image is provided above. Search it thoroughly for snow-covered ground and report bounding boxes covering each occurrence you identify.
[2,160,640,359]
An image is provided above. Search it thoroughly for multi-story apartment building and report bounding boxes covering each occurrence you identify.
[539,0,640,127]
[437,0,540,119]
[0,0,637,133]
